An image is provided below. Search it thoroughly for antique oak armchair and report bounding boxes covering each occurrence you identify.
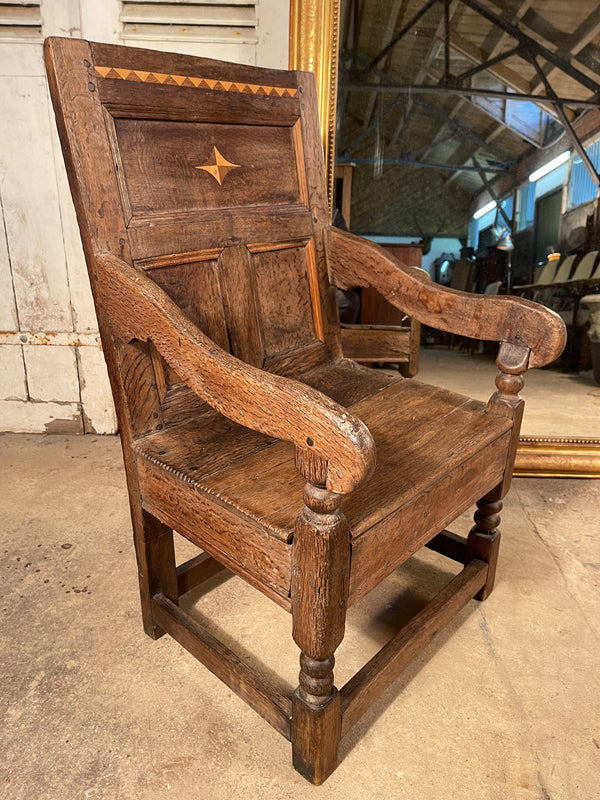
[45,38,565,784]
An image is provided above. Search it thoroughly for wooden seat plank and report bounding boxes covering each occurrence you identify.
[135,364,512,547]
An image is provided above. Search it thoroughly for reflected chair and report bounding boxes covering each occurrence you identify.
[552,253,578,284]
[340,316,421,375]
[45,38,566,785]
[450,257,474,292]
[515,255,564,294]
[569,251,598,283]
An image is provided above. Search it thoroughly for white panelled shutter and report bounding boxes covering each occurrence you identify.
[0,1,42,41]
[120,0,257,44]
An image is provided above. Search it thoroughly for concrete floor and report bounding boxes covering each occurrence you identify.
[417,347,600,439]
[2,433,599,800]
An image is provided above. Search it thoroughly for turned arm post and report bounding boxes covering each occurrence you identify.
[467,342,530,600]
[290,447,351,784]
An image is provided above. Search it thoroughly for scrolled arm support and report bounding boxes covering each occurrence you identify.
[93,252,375,494]
[325,227,566,369]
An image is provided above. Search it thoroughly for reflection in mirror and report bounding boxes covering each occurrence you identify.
[333,0,600,471]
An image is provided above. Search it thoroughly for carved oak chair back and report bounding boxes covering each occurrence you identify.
[46,39,336,439]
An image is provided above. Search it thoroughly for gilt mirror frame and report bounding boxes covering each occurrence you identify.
[289,0,600,478]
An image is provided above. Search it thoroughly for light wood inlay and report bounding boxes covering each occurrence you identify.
[95,66,298,98]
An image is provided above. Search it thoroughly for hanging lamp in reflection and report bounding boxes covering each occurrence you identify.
[373,73,384,180]
[493,226,514,294]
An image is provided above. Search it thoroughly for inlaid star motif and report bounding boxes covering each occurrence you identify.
[195,146,240,185]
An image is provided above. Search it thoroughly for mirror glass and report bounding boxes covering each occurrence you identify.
[334,0,600,439]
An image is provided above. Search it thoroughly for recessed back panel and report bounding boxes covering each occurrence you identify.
[113,119,302,217]
[46,39,335,430]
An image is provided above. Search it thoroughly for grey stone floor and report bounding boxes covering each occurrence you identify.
[416,346,600,438]
[1,433,599,800]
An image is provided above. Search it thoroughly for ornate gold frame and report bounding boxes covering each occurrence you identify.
[289,0,600,477]
[289,0,340,205]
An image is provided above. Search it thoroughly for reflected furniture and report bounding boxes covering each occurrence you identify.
[515,251,600,295]
[582,294,600,384]
[474,246,508,293]
[450,256,474,292]
[46,38,566,784]
[516,252,600,369]
[341,243,422,376]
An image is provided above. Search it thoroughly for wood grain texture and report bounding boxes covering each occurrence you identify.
[325,226,567,369]
[113,339,164,438]
[95,251,375,494]
[159,383,213,427]
[145,523,178,602]
[424,530,468,563]
[90,39,299,90]
[218,244,264,367]
[290,465,348,786]
[136,455,292,609]
[134,369,512,556]
[347,435,510,605]
[408,317,421,376]
[254,245,317,356]
[340,324,411,362]
[138,510,178,639]
[467,494,503,601]
[262,339,329,377]
[291,692,341,785]
[466,529,501,601]
[291,485,350,660]
[176,552,228,596]
[113,118,301,217]
[126,206,314,262]
[294,71,342,362]
[299,359,399,405]
[150,259,229,353]
[46,37,559,785]
[45,37,160,635]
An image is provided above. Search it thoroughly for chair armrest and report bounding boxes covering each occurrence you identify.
[325,227,566,369]
[94,252,375,494]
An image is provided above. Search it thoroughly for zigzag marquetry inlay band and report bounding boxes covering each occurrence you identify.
[94,66,298,98]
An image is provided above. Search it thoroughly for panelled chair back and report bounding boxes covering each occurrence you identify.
[45,38,566,785]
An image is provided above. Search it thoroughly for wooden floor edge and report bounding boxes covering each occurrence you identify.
[151,593,292,740]
[339,559,488,737]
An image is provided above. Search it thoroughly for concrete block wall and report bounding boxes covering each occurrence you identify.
[0,0,289,434]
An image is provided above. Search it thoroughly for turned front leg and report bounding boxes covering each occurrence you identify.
[290,447,350,785]
[466,491,502,601]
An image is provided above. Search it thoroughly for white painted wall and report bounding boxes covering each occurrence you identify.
[0,0,290,434]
